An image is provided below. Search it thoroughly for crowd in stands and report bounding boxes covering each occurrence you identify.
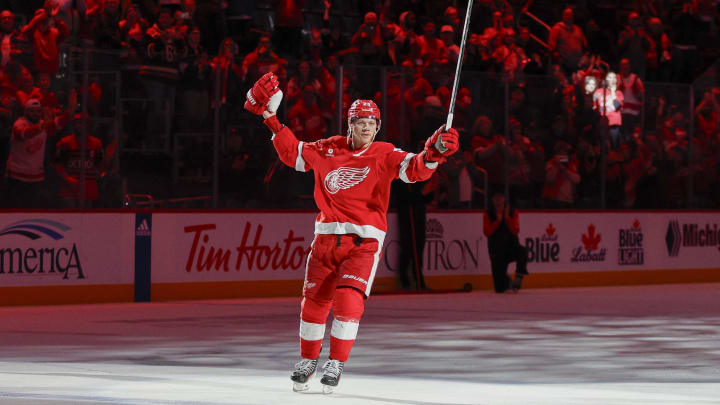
[0,0,718,209]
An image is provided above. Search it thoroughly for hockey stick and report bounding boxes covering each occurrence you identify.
[445,0,474,130]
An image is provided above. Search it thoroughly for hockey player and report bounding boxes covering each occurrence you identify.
[244,72,459,393]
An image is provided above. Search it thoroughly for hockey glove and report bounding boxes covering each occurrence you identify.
[244,72,283,115]
[424,125,460,163]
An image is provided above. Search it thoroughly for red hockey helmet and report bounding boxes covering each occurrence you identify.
[347,99,381,134]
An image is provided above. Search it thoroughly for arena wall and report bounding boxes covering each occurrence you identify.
[1,211,718,305]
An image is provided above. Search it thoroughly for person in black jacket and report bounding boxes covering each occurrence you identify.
[483,189,529,293]
[395,180,431,291]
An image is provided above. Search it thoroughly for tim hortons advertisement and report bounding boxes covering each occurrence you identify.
[151,212,489,283]
[0,214,135,286]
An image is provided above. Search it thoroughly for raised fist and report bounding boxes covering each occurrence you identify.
[424,125,459,163]
[244,72,282,115]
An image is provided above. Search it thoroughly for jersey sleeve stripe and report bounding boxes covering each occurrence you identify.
[399,152,415,183]
[295,141,306,172]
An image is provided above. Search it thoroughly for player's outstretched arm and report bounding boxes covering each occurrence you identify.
[399,125,460,183]
[244,72,314,172]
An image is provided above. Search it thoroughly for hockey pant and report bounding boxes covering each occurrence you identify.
[298,234,381,362]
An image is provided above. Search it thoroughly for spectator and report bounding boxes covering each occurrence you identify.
[524,122,546,206]
[607,141,653,208]
[139,6,184,147]
[286,60,322,108]
[210,37,242,109]
[617,12,651,79]
[21,2,69,75]
[389,11,420,66]
[575,74,599,132]
[593,71,624,149]
[142,6,185,79]
[443,6,460,42]
[54,114,111,207]
[694,89,720,143]
[472,115,506,193]
[548,7,586,76]
[477,11,504,64]
[618,58,644,137]
[416,22,447,67]
[440,25,459,66]
[475,0,513,33]
[410,95,445,150]
[5,91,76,208]
[195,0,227,55]
[321,20,351,59]
[584,19,613,61]
[452,87,472,135]
[240,35,287,85]
[317,54,338,111]
[403,76,432,123]
[483,188,529,293]
[288,85,326,142]
[671,0,701,82]
[646,17,672,82]
[542,141,580,208]
[516,25,546,74]
[119,3,149,48]
[272,0,304,59]
[85,0,124,49]
[374,80,408,147]
[493,29,527,84]
[0,10,22,68]
[351,12,389,65]
[506,118,532,206]
[35,72,59,113]
[178,26,210,132]
[15,66,41,108]
[575,124,602,208]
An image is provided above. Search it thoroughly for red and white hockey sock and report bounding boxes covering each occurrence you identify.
[299,296,332,359]
[329,288,365,362]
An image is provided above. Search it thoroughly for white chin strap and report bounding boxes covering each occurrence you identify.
[347,119,381,150]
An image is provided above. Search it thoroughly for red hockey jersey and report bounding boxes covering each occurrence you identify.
[272,125,437,244]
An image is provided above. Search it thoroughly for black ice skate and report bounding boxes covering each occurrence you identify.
[320,359,344,394]
[291,358,318,392]
[511,273,524,292]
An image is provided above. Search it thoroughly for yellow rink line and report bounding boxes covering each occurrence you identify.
[1,269,718,305]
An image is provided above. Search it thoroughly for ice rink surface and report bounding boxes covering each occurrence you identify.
[1,283,719,405]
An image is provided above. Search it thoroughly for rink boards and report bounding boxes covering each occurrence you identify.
[0,211,719,305]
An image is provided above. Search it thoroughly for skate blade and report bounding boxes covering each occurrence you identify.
[293,382,310,392]
[322,384,335,394]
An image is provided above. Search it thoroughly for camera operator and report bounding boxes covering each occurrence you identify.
[483,189,529,293]
[542,141,581,209]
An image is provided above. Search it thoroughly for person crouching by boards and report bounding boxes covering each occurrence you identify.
[483,189,529,292]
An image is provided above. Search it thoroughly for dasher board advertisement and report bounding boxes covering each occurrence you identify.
[520,212,720,272]
[0,213,135,286]
[151,212,488,283]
